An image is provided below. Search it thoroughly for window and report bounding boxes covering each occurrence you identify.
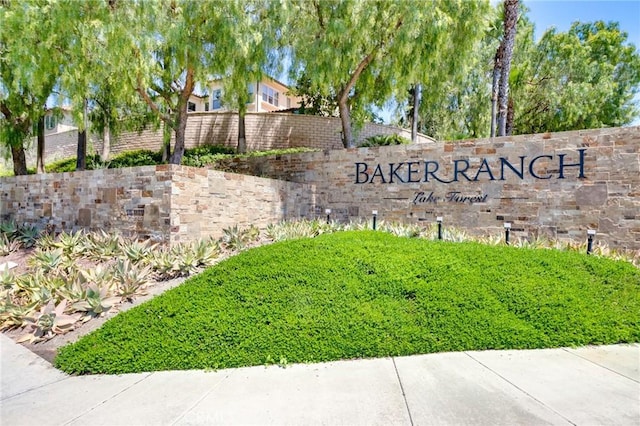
[204,102,209,112]
[247,83,255,104]
[188,102,196,112]
[261,85,279,107]
[45,115,56,130]
[212,89,222,109]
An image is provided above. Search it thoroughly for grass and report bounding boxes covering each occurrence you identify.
[54,231,640,375]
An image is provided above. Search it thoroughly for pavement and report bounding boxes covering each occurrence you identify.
[1,334,638,426]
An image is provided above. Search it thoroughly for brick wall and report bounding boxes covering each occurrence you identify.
[0,165,314,244]
[212,126,640,250]
[102,112,433,155]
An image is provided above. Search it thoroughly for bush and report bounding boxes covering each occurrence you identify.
[359,134,411,147]
[181,145,236,167]
[55,231,640,374]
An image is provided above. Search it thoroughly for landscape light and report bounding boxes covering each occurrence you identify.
[504,222,511,245]
[587,229,596,255]
[372,210,378,230]
[325,208,331,224]
[436,216,443,240]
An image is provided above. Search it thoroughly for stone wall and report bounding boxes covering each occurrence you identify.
[0,165,314,244]
[212,126,640,250]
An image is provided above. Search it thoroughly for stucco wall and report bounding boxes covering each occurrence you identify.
[212,126,640,250]
[0,165,314,244]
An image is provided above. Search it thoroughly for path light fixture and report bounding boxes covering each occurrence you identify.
[504,222,511,245]
[372,210,378,230]
[436,216,443,240]
[587,229,596,255]
[325,208,331,224]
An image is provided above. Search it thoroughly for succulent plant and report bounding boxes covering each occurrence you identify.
[112,259,152,301]
[54,230,87,257]
[29,248,66,273]
[0,299,36,331]
[18,225,41,248]
[72,284,121,317]
[0,234,22,256]
[85,230,123,260]
[0,220,19,239]
[120,239,156,264]
[17,300,81,343]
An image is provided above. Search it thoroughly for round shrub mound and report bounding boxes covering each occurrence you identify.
[55,231,640,374]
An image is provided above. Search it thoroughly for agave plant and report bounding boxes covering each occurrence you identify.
[29,248,66,273]
[85,230,123,260]
[0,220,18,240]
[18,225,41,248]
[79,264,115,288]
[0,234,22,256]
[0,270,15,289]
[0,299,37,331]
[192,238,220,267]
[220,225,260,251]
[18,300,82,343]
[112,259,152,301]
[72,284,121,317]
[54,230,87,257]
[174,247,201,276]
[149,250,178,280]
[36,232,58,251]
[120,239,156,264]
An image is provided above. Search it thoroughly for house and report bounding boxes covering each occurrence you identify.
[43,107,76,136]
[188,76,301,113]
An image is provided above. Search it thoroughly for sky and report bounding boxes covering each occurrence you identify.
[524,0,640,47]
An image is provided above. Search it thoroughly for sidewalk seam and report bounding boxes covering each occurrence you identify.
[463,352,576,426]
[0,376,71,402]
[392,357,414,426]
[561,348,640,383]
[62,373,153,425]
[170,371,234,425]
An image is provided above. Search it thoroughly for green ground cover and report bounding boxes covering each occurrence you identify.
[54,231,640,375]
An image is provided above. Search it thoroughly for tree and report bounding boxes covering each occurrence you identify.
[511,21,640,134]
[491,0,518,137]
[113,0,266,164]
[216,0,282,154]
[285,0,488,148]
[0,0,68,175]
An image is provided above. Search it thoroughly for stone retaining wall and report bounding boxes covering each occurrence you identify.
[213,126,640,250]
[0,165,314,244]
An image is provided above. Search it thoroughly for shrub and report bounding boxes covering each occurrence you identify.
[359,134,411,147]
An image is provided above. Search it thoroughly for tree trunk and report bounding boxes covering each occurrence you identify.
[237,109,247,154]
[76,129,87,171]
[162,122,171,163]
[76,99,88,171]
[11,144,27,176]
[506,96,515,135]
[338,99,354,148]
[169,111,187,165]
[101,125,111,161]
[490,48,502,138]
[497,0,518,136]
[36,115,45,174]
[411,83,422,143]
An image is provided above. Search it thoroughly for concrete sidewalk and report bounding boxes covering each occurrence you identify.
[1,334,638,425]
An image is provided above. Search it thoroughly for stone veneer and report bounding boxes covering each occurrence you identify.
[213,126,640,250]
[0,165,314,244]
